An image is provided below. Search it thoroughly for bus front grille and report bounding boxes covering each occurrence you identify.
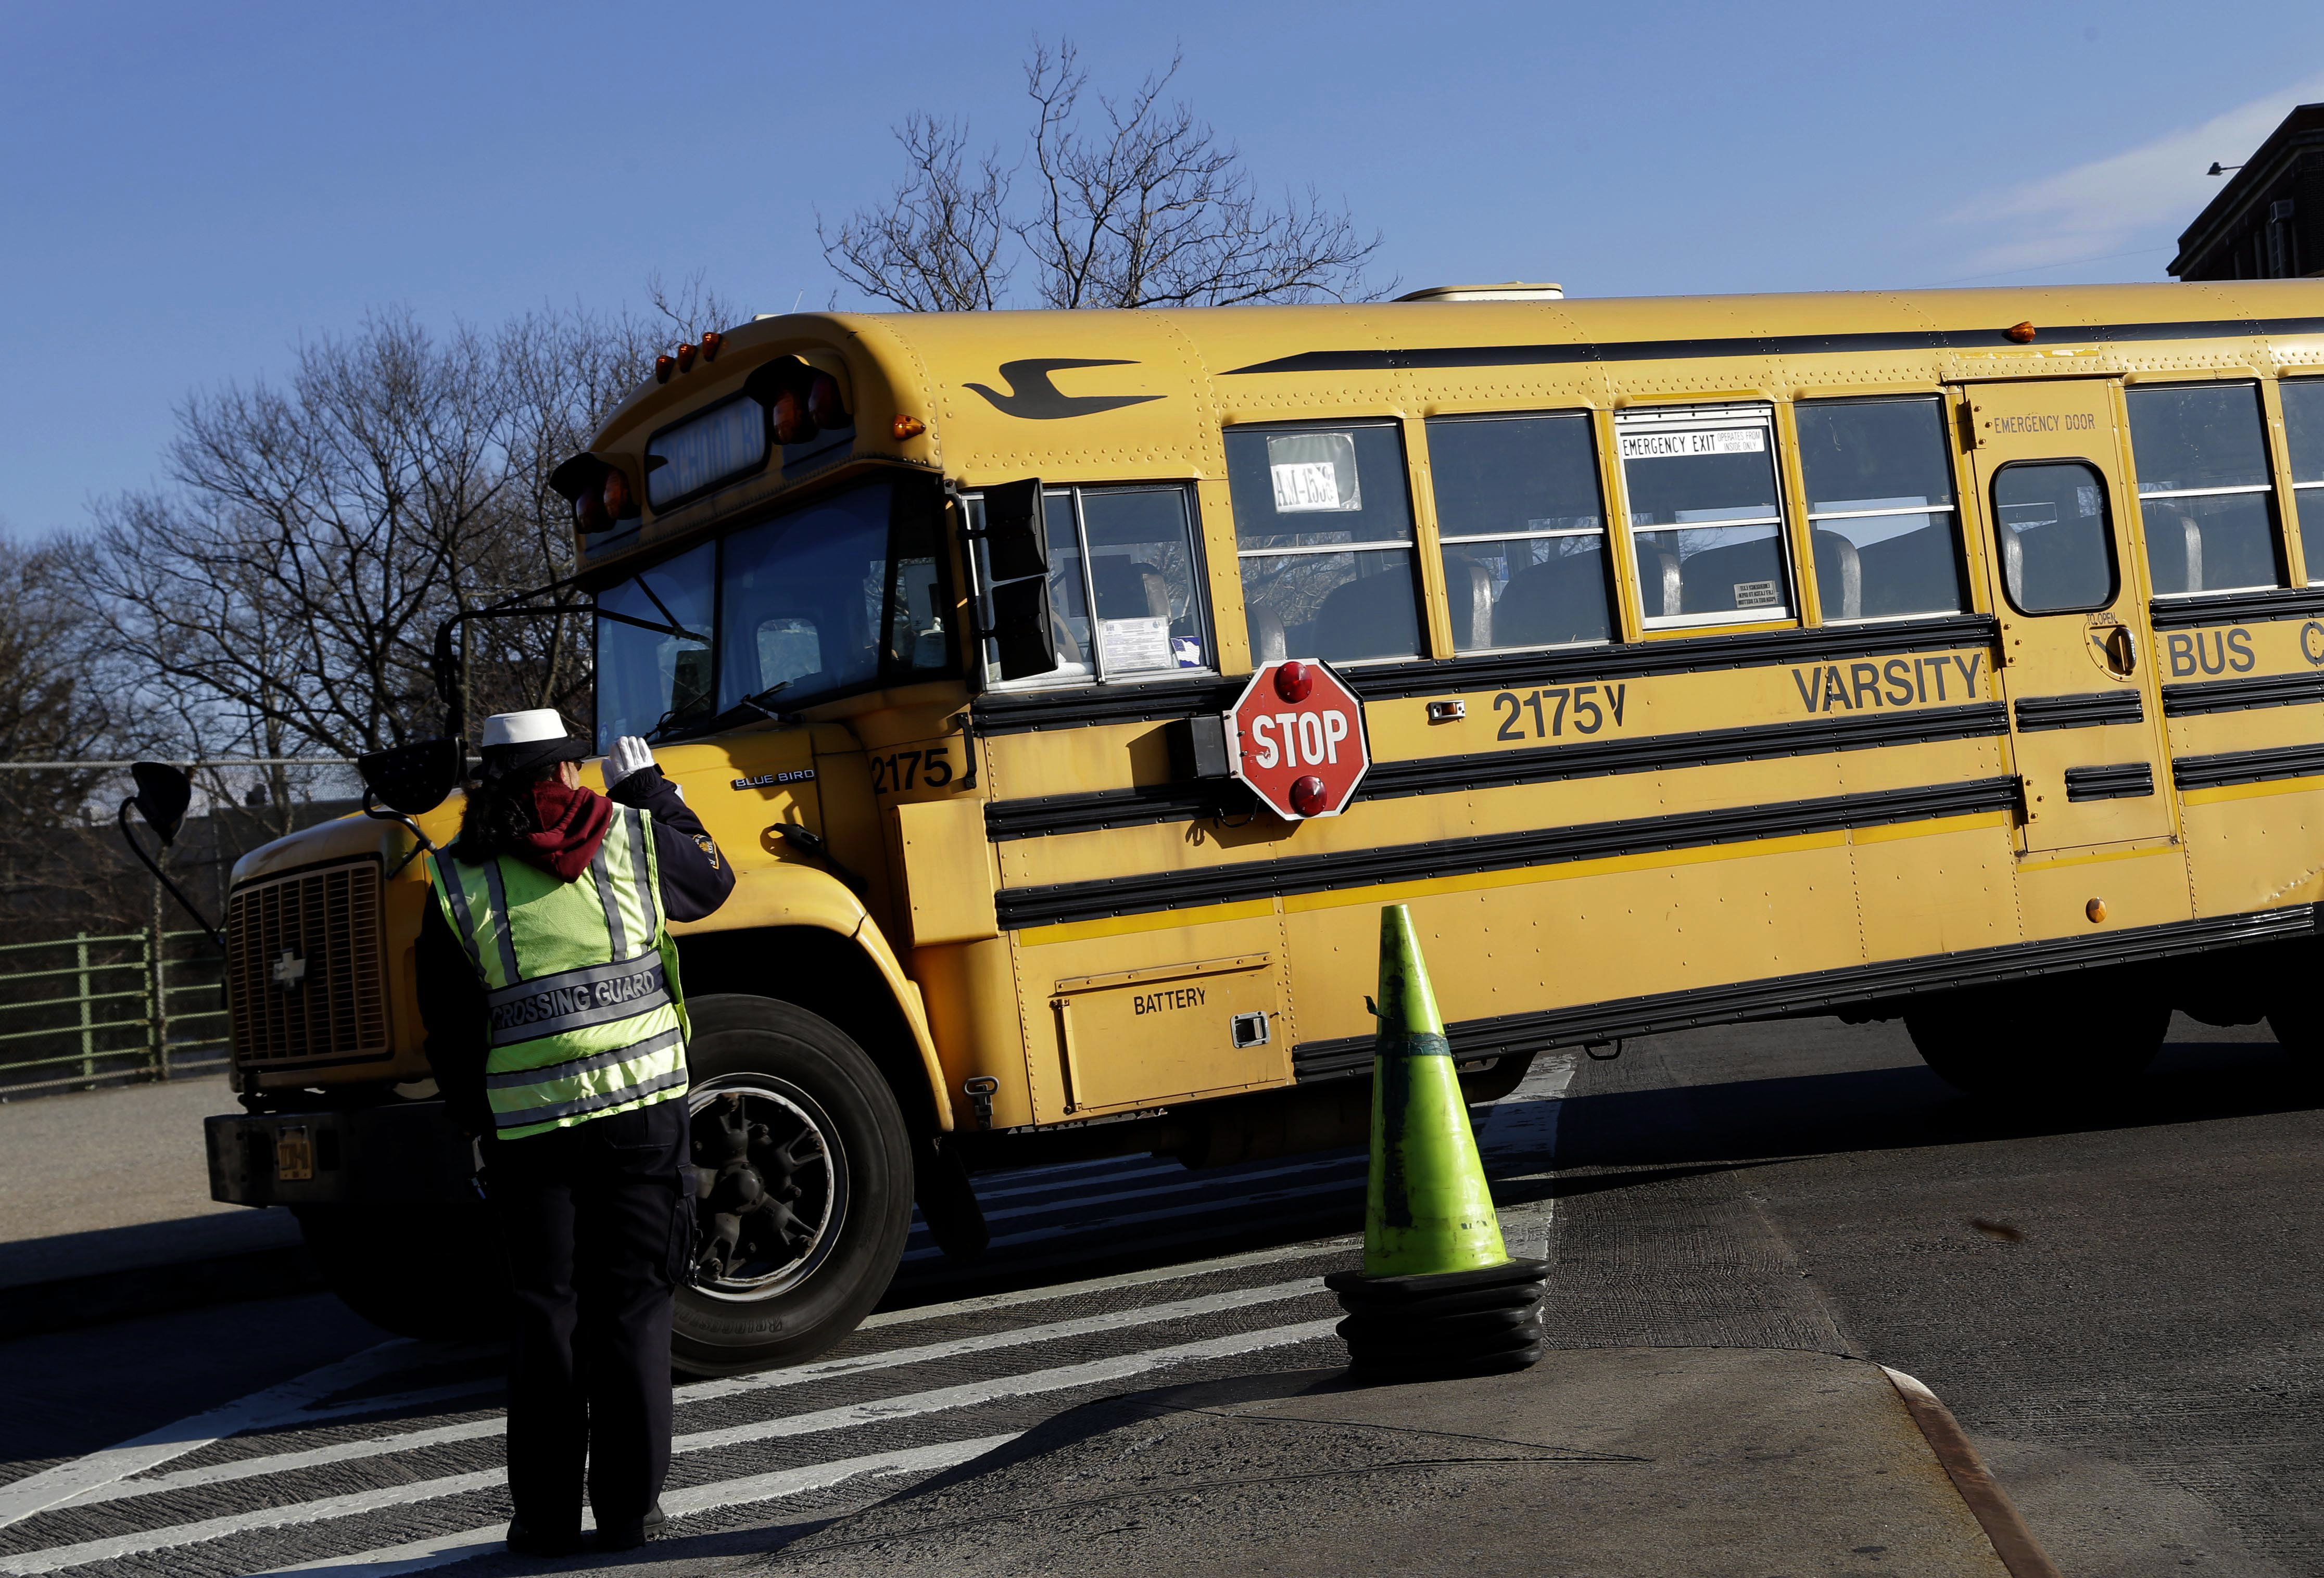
[226,861,390,1070]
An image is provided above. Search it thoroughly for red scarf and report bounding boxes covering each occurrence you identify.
[513,778,613,882]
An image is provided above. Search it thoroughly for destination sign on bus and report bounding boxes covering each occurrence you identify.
[647,394,769,508]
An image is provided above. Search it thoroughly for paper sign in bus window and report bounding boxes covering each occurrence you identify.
[1100,616,1175,672]
[1267,431,1361,513]
[1733,579,1780,608]
[1618,428,1767,461]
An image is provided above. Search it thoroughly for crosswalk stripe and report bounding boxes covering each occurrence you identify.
[901,1175,1365,1262]
[0,1341,430,1531]
[963,1159,1182,1204]
[3,1072,1572,1576]
[3,1321,1335,1575]
[670,1317,1344,1454]
[236,1435,1022,1578]
[82,1277,1333,1505]
[970,1153,1366,1227]
[863,1237,1353,1328]
[0,1468,504,1575]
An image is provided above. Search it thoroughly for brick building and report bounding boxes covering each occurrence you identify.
[2169,103,2324,281]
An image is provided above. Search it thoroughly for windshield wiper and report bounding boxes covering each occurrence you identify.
[733,681,792,720]
[646,682,792,745]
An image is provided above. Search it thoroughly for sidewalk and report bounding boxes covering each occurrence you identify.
[762,1347,2052,1577]
[0,1077,310,1335]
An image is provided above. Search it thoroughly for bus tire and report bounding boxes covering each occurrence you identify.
[1904,981,2168,1101]
[292,1203,507,1340]
[674,994,913,1377]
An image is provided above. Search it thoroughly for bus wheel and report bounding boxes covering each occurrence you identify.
[674,994,913,1377]
[292,1203,506,1340]
[1904,982,2168,1102]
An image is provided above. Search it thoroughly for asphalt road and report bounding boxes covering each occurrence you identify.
[0,1014,2313,1577]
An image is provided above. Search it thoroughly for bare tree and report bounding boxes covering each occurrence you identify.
[1019,42,1381,309]
[822,39,1384,313]
[818,116,1014,312]
[70,302,666,768]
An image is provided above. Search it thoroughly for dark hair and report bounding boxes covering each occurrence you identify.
[451,761,564,863]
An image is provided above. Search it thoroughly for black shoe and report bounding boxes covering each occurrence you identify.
[593,1501,667,1552]
[505,1520,584,1557]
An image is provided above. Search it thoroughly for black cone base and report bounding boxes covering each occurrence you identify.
[1324,1258,1549,1380]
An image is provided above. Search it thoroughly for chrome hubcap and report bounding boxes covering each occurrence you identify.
[686,1077,846,1299]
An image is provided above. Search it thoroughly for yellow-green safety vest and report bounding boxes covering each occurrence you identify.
[427,806,689,1140]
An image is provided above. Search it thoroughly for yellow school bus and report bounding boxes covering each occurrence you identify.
[205,279,2324,1372]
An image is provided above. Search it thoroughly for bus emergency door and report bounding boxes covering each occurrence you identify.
[1957,377,2177,854]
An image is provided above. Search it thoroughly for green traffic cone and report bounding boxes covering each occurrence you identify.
[1362,903,1509,1277]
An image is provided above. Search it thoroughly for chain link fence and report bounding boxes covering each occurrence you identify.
[0,926,229,1096]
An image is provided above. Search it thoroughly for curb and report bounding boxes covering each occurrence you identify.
[1883,1366,2063,1578]
[0,1245,325,1343]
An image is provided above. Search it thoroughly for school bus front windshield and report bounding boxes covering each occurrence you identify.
[592,476,955,750]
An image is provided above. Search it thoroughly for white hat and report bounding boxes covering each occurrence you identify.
[477,710,589,779]
[481,710,579,749]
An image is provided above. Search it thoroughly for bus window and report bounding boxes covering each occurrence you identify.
[1993,462,2117,614]
[1795,398,1967,621]
[2284,381,2324,582]
[1226,423,1421,665]
[2127,383,2281,595]
[1426,413,1611,652]
[1615,404,1791,627]
[979,484,1208,685]
[595,540,714,750]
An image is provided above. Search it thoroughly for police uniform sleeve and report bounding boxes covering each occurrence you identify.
[608,767,736,922]
[416,897,492,1137]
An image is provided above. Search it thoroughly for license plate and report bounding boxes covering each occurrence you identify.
[275,1125,315,1182]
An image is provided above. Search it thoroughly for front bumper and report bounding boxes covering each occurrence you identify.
[206,1099,478,1207]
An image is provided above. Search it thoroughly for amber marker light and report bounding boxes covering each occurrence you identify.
[807,372,849,430]
[675,342,698,373]
[654,354,676,384]
[699,331,724,362]
[772,388,816,446]
[2005,321,2038,343]
[2087,897,2108,923]
[892,414,926,439]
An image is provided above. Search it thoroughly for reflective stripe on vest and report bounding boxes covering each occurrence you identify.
[428,805,689,1140]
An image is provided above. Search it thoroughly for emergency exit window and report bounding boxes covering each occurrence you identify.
[2126,383,2282,595]
[1795,398,1968,621]
[2284,380,2324,583]
[1616,404,1791,627]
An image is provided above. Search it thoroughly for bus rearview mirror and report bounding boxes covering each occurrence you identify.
[989,578,1058,681]
[129,762,193,846]
[357,737,466,816]
[981,478,1050,582]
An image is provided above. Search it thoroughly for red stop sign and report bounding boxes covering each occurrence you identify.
[1224,659,1370,820]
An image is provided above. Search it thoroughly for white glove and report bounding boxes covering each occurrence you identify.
[604,735,655,790]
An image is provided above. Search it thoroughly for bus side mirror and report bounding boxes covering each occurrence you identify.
[357,737,465,816]
[130,762,193,846]
[989,579,1058,681]
[981,478,1050,581]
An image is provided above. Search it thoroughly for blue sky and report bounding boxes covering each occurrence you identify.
[6,0,2322,540]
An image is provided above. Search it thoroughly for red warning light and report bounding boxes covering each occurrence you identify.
[1290,775,1329,817]
[1274,660,1315,703]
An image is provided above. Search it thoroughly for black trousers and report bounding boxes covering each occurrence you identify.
[484,1097,693,1533]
